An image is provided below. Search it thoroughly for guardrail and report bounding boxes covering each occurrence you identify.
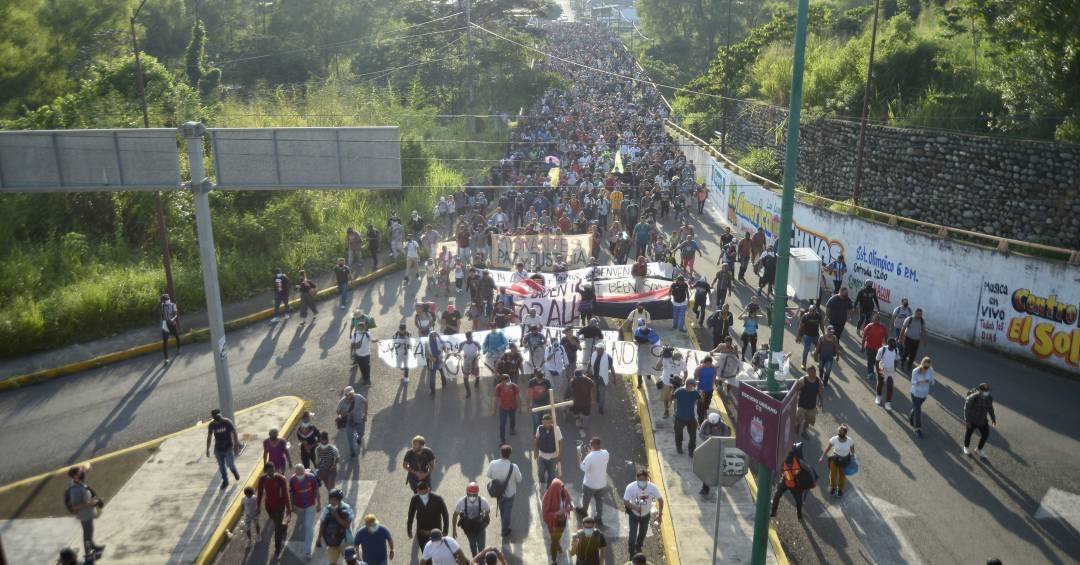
[665,120,1080,265]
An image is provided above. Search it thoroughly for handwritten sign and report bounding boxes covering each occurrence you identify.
[490,233,593,269]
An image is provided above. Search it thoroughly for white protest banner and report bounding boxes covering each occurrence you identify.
[514,295,580,327]
[491,233,593,269]
[486,262,676,288]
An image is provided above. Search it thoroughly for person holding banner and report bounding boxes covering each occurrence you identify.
[589,342,615,416]
[576,282,596,326]
[693,357,718,426]
[544,338,570,394]
[670,276,691,333]
[459,332,482,398]
[424,331,449,397]
[578,319,603,369]
[391,323,412,383]
[522,326,547,372]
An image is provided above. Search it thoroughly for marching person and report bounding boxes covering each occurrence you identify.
[963,383,997,459]
[64,465,105,561]
[899,308,928,370]
[206,408,241,489]
[314,431,340,494]
[697,412,729,495]
[403,436,437,493]
[875,338,900,411]
[485,445,523,538]
[159,293,180,364]
[818,424,855,498]
[534,413,563,490]
[589,342,615,416]
[771,442,813,521]
[288,463,321,560]
[793,367,824,438]
[452,482,491,558]
[576,437,610,527]
[350,319,374,384]
[271,268,291,323]
[493,374,522,444]
[672,377,700,455]
[459,331,482,398]
[569,516,606,564]
[315,488,353,563]
[256,462,291,557]
[296,269,318,325]
[353,514,395,565]
[909,357,936,438]
[815,326,840,388]
[337,386,368,457]
[334,257,352,309]
[622,469,664,556]
[407,482,450,550]
[541,477,575,564]
[861,313,888,379]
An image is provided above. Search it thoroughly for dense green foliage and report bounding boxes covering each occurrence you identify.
[0,0,561,357]
[636,0,1079,142]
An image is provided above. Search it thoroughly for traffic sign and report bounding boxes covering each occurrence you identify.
[693,436,748,488]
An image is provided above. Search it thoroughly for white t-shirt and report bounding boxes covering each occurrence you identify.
[829,435,854,457]
[661,357,686,386]
[421,536,463,565]
[876,346,899,374]
[459,341,480,359]
[485,459,523,498]
[351,332,372,356]
[580,449,610,489]
[405,240,420,259]
[453,495,491,518]
[623,481,662,517]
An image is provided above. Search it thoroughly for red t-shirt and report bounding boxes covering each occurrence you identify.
[863,323,888,351]
[496,383,520,411]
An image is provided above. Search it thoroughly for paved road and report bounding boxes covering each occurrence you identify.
[680,209,1080,565]
[0,258,659,565]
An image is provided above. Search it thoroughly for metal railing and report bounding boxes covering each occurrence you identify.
[665,120,1080,265]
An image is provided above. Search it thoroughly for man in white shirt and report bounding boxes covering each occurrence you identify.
[575,437,610,526]
[451,483,491,557]
[510,263,530,283]
[623,469,664,556]
[350,321,374,384]
[485,445,523,537]
[544,339,569,392]
[404,237,421,285]
[534,414,563,490]
[420,529,467,565]
[875,338,901,411]
[458,332,482,396]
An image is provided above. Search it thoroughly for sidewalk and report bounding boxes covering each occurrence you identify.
[0,264,389,381]
[0,396,303,564]
[644,329,780,565]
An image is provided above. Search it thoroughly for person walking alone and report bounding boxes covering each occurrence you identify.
[875,338,900,411]
[963,383,997,459]
[337,386,368,457]
[206,408,241,489]
[64,465,105,561]
[452,482,491,558]
[819,424,855,498]
[334,258,352,309]
[271,268,291,323]
[908,357,935,438]
[485,445,523,538]
[771,442,813,521]
[541,477,574,564]
[159,293,180,364]
[296,269,318,326]
[622,469,664,556]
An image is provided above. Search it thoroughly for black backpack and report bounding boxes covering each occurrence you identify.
[321,509,348,546]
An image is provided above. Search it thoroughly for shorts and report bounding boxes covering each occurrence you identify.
[571,404,591,416]
[660,385,673,403]
[796,406,817,426]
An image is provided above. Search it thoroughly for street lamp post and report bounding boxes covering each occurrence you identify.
[750,0,810,561]
[129,0,178,313]
[720,0,734,153]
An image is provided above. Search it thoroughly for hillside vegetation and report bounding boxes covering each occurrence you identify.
[0,0,561,357]
[633,0,1079,143]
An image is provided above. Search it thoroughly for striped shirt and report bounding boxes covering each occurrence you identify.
[314,443,340,471]
[289,472,319,509]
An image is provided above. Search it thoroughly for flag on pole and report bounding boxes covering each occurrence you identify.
[549,167,560,187]
[612,150,624,174]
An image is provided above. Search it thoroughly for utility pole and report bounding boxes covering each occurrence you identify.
[750,0,809,560]
[130,0,178,313]
[465,0,476,131]
[183,122,235,421]
[720,0,734,153]
[851,0,881,207]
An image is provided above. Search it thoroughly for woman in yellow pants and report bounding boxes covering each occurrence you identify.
[819,424,855,498]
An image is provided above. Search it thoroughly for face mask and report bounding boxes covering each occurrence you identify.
[367,525,378,533]
[637,480,648,489]
[419,494,430,504]
[981,391,989,397]
[583,528,595,536]
[468,494,478,501]
[300,421,312,428]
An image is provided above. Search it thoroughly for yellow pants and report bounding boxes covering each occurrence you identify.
[829,459,847,491]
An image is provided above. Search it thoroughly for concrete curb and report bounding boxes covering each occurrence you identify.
[687,326,790,565]
[633,382,682,565]
[0,263,404,393]
[194,395,308,564]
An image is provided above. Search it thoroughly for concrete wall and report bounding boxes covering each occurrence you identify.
[720,100,1080,250]
[672,128,1080,372]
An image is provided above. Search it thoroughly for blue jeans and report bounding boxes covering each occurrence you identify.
[466,527,486,556]
[499,408,516,444]
[802,335,819,366]
[580,485,608,523]
[819,354,836,387]
[214,448,238,481]
[427,363,447,392]
[672,303,688,331]
[627,511,651,555]
[537,457,558,489]
[498,495,515,535]
[910,395,926,429]
[596,379,607,413]
[337,281,348,307]
[348,419,366,456]
[273,294,290,316]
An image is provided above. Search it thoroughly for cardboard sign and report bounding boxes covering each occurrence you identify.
[490,233,594,269]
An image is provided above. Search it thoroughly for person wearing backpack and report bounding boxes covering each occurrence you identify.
[484,445,523,537]
[64,465,105,561]
[270,268,291,323]
[963,382,997,459]
[771,442,815,520]
[316,488,354,564]
[707,304,735,349]
[452,482,491,557]
[296,269,318,326]
[796,301,825,370]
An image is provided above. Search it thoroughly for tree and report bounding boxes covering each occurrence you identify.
[185,19,221,100]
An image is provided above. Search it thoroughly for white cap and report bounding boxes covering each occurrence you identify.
[708,412,721,424]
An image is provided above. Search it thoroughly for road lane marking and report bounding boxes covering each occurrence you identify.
[818,487,922,565]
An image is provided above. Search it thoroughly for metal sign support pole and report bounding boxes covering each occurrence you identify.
[183,121,235,421]
[711,442,724,564]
